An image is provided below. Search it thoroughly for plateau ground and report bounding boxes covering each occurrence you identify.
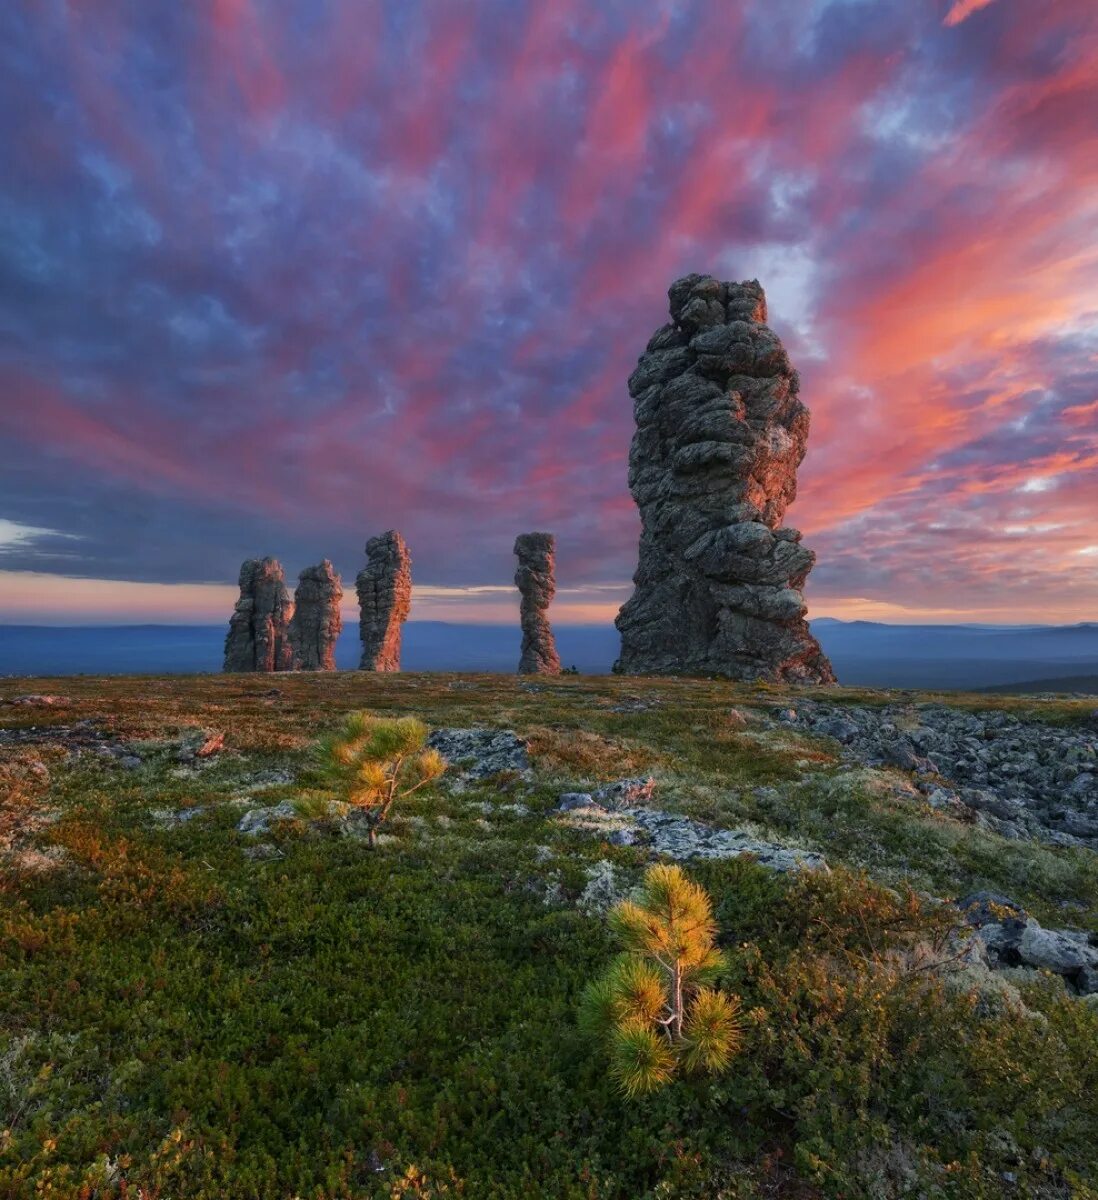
[2,672,1096,1197]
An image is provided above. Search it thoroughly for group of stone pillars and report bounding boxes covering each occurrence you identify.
[222,530,561,675]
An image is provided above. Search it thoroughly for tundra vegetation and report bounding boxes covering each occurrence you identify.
[1,671,1096,1198]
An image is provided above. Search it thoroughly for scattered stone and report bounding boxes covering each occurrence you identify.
[243,843,282,861]
[577,860,626,915]
[426,728,530,779]
[592,777,656,809]
[237,802,299,836]
[5,694,71,707]
[224,557,295,673]
[557,792,596,811]
[175,729,225,762]
[0,720,112,752]
[614,273,835,683]
[238,769,295,792]
[958,891,1098,995]
[726,708,749,729]
[150,805,208,826]
[559,804,826,873]
[513,532,561,675]
[357,530,412,671]
[791,702,1098,847]
[118,755,142,771]
[289,560,343,671]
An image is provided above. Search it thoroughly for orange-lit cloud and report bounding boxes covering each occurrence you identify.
[944,0,998,28]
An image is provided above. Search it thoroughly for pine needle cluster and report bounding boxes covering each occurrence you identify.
[580,864,745,1096]
[313,712,445,846]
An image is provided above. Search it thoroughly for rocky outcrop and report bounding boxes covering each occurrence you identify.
[289,560,343,671]
[615,273,834,683]
[785,700,1098,848]
[514,532,561,675]
[224,557,295,672]
[356,531,412,671]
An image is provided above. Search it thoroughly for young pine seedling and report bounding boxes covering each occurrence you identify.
[314,712,445,847]
[580,863,746,1096]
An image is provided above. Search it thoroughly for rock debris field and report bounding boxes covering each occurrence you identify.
[783,700,1098,848]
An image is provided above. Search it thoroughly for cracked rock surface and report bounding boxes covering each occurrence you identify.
[427,728,531,779]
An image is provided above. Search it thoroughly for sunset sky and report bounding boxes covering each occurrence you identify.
[1,0,1096,626]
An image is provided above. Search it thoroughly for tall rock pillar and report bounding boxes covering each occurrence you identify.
[223,557,295,672]
[514,532,561,675]
[289,560,343,671]
[615,273,835,683]
[356,531,412,671]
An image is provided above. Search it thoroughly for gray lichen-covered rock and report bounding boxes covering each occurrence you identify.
[289,560,343,671]
[615,274,834,683]
[223,557,295,673]
[237,802,299,836]
[356,531,412,671]
[790,701,1098,848]
[514,532,561,675]
[959,891,1098,995]
[426,728,530,779]
[557,803,827,873]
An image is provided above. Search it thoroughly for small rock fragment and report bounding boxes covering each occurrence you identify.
[237,802,299,836]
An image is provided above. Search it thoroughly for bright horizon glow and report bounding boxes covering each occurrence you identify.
[0,571,1093,628]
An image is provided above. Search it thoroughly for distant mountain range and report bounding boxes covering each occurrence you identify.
[1,620,1096,692]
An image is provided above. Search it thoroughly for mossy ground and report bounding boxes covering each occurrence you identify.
[2,673,1096,1198]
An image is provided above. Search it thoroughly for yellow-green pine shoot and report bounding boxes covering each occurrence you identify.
[314,712,445,847]
[580,863,746,1095]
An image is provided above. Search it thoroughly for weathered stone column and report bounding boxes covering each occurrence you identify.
[514,532,561,675]
[223,557,295,672]
[289,560,343,671]
[615,273,835,683]
[356,531,412,671]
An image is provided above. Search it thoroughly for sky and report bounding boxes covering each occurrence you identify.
[0,0,1096,627]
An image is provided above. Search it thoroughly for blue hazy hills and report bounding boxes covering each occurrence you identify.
[1,620,1097,692]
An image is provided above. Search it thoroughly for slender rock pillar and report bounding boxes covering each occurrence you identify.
[356,531,412,671]
[514,532,561,675]
[289,560,343,671]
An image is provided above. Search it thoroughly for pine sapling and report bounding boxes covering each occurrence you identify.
[579,863,746,1096]
[314,712,445,847]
